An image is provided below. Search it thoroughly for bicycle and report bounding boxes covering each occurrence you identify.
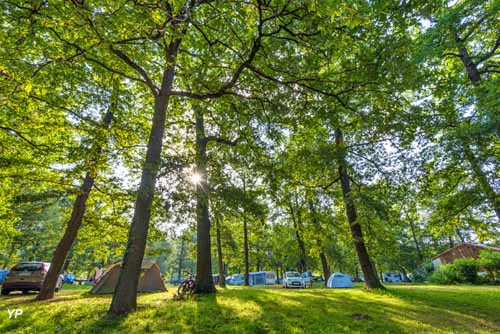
[174,272,196,300]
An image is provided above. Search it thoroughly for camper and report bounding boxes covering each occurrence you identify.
[326,272,354,288]
[382,272,403,283]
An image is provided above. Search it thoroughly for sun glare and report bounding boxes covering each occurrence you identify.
[189,173,202,184]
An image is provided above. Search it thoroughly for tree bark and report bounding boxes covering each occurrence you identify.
[215,217,226,288]
[37,109,114,301]
[243,175,250,286]
[289,197,307,272]
[109,39,180,315]
[408,217,424,262]
[334,128,383,289]
[463,145,500,222]
[243,213,250,286]
[308,199,329,284]
[193,107,215,294]
[456,43,500,222]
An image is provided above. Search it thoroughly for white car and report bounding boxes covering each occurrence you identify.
[283,271,305,288]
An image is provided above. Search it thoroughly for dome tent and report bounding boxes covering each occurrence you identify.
[90,259,166,294]
[327,272,354,288]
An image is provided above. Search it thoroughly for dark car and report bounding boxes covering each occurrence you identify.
[1,261,63,295]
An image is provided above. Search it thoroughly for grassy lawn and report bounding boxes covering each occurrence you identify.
[1,284,499,334]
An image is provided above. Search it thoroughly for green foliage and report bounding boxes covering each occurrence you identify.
[430,264,459,285]
[453,258,479,284]
[479,250,500,281]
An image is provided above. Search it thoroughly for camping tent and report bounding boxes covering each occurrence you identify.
[327,272,354,288]
[90,260,166,294]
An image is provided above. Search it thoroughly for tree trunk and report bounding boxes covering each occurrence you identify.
[458,46,481,84]
[215,216,226,288]
[463,145,500,222]
[456,44,500,222]
[243,175,250,286]
[193,107,215,294]
[319,251,330,285]
[308,199,329,284]
[178,237,185,282]
[289,198,307,272]
[37,109,114,301]
[408,217,424,262]
[243,214,250,286]
[109,39,180,315]
[334,128,383,289]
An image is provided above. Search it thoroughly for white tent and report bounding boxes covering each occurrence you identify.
[327,272,354,288]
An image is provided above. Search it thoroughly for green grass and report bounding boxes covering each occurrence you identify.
[1,284,500,334]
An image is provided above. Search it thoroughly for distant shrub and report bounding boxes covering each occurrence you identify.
[412,263,435,283]
[430,264,458,284]
[453,258,479,283]
[412,268,428,283]
[478,250,500,282]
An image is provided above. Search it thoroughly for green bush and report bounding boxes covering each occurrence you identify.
[479,250,500,282]
[430,264,458,284]
[453,258,479,283]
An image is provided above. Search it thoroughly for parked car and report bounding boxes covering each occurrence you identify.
[302,271,313,287]
[1,261,63,295]
[312,276,324,282]
[283,271,305,288]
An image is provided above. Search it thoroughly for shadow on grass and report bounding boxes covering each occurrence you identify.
[222,287,500,334]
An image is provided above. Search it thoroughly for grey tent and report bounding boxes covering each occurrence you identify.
[326,272,354,288]
[91,260,166,294]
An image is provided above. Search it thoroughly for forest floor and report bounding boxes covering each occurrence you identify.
[0,283,499,334]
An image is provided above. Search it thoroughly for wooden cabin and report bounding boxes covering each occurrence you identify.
[432,243,500,267]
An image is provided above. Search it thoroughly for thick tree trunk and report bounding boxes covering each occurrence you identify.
[37,110,113,301]
[109,39,180,315]
[193,107,215,294]
[334,128,383,289]
[215,217,225,288]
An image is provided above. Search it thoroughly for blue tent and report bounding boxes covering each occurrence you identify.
[327,272,354,288]
[64,273,75,284]
[0,270,9,284]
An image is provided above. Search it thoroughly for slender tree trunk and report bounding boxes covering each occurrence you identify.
[408,218,424,262]
[289,198,307,272]
[334,128,383,289]
[308,199,329,284]
[193,107,215,294]
[109,39,180,315]
[37,109,114,301]
[243,214,250,286]
[319,252,330,285]
[243,175,250,286]
[178,237,185,282]
[215,216,226,288]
